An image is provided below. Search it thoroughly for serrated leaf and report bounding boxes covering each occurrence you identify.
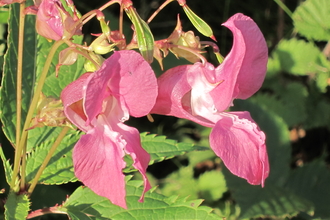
[0,2,36,146]
[4,191,30,220]
[293,0,330,41]
[274,39,327,75]
[60,178,220,220]
[285,160,330,219]
[25,130,80,184]
[0,146,12,185]
[124,133,208,172]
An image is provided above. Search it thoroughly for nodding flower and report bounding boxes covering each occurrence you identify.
[61,50,158,208]
[151,13,270,187]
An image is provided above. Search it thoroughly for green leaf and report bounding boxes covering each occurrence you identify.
[25,130,80,185]
[0,147,13,185]
[124,133,208,172]
[0,10,9,24]
[223,176,314,219]
[293,0,330,41]
[285,160,330,219]
[274,39,327,75]
[253,82,308,127]
[0,2,37,146]
[198,170,227,202]
[4,191,30,220]
[60,178,220,219]
[160,166,199,200]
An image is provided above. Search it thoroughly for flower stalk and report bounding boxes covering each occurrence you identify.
[10,39,64,190]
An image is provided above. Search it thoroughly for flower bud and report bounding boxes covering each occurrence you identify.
[36,0,81,40]
[28,94,74,130]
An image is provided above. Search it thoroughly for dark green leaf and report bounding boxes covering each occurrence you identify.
[0,2,37,146]
[285,160,330,219]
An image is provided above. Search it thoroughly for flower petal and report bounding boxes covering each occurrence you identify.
[209,111,269,186]
[210,13,268,111]
[114,122,151,202]
[84,50,158,124]
[61,73,92,132]
[107,50,158,117]
[151,65,214,127]
[73,117,127,208]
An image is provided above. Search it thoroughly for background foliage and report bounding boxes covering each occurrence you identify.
[1,0,330,219]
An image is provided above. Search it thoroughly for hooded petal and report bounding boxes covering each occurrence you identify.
[107,50,158,117]
[61,72,92,132]
[84,50,158,124]
[73,115,128,208]
[210,13,268,111]
[209,111,269,186]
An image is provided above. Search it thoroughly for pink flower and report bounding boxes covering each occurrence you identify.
[151,13,269,186]
[35,0,81,40]
[61,50,158,208]
[0,0,23,6]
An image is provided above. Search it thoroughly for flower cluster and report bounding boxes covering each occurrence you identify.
[10,0,270,209]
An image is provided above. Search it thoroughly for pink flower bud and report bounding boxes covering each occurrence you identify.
[36,0,81,40]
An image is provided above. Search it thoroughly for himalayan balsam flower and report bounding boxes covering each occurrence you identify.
[151,13,269,186]
[35,0,81,40]
[61,50,158,208]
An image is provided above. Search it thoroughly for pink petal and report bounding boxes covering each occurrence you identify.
[107,50,158,117]
[84,51,158,123]
[36,0,63,40]
[73,116,127,208]
[210,13,268,110]
[114,122,151,202]
[61,73,92,132]
[209,111,269,186]
[151,65,214,127]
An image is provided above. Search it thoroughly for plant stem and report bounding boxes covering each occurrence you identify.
[16,2,26,150]
[147,0,174,23]
[10,1,25,191]
[10,40,64,190]
[28,126,70,195]
[19,137,27,191]
[273,0,293,19]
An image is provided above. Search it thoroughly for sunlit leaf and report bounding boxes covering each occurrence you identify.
[4,191,30,220]
[60,177,220,219]
[293,0,330,41]
[25,131,80,185]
